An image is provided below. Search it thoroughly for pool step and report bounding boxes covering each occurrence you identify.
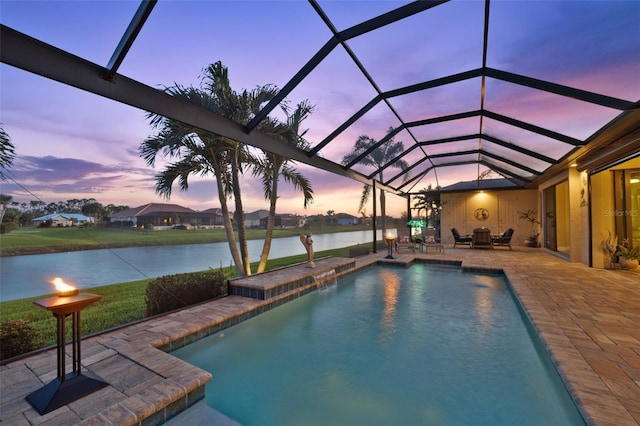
[229,257,355,300]
[165,400,241,426]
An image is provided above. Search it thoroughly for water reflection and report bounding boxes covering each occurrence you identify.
[473,275,504,331]
[380,269,401,342]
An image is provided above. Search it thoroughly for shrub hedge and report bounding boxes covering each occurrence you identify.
[145,270,227,316]
[0,319,40,360]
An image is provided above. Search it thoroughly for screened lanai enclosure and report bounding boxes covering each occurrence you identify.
[1,0,639,207]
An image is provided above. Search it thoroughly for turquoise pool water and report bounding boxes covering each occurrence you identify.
[172,264,585,425]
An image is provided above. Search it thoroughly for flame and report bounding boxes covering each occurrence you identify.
[52,277,78,296]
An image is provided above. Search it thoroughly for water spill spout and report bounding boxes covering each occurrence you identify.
[313,270,337,289]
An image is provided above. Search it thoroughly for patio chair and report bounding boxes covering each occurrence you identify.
[472,228,493,249]
[492,228,514,250]
[422,227,438,243]
[420,227,445,254]
[395,230,417,254]
[451,228,472,248]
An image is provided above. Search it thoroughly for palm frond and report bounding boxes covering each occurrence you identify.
[0,124,15,178]
[358,184,371,213]
[154,158,202,199]
[281,164,314,208]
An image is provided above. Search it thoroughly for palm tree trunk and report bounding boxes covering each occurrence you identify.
[257,163,279,273]
[0,195,12,224]
[380,190,387,236]
[231,153,251,276]
[214,169,244,275]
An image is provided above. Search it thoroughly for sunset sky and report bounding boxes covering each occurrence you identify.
[1,1,639,218]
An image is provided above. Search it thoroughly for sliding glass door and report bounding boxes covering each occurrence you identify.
[544,186,556,251]
[543,181,570,257]
[614,169,640,249]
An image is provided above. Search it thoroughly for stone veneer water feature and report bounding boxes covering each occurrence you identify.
[228,258,354,300]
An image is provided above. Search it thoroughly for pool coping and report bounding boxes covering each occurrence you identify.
[1,249,638,425]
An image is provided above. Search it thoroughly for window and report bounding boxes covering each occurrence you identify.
[614,169,640,249]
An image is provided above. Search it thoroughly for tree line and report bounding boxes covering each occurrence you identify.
[0,195,129,230]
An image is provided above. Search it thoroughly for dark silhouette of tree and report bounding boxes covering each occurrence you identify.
[0,124,15,180]
[342,127,408,235]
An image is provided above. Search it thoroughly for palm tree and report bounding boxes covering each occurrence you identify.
[0,124,15,180]
[200,62,283,275]
[342,127,408,235]
[0,194,12,225]
[251,101,314,273]
[141,61,312,276]
[140,84,259,276]
[413,184,442,230]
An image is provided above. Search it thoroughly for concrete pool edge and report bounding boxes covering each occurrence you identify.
[502,268,593,424]
[500,265,627,426]
[1,251,638,424]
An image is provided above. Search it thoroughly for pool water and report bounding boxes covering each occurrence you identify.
[172,264,585,425]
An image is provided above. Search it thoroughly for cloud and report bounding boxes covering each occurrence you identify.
[3,155,155,202]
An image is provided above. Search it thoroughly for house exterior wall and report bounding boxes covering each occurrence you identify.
[441,189,537,246]
[569,168,589,264]
[245,219,262,228]
[337,218,358,225]
[538,170,585,262]
[591,170,616,268]
[110,215,138,226]
[556,181,571,253]
[50,215,71,227]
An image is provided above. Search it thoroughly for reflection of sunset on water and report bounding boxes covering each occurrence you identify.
[380,269,401,342]
[473,275,505,331]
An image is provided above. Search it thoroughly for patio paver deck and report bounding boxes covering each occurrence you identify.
[1,247,638,425]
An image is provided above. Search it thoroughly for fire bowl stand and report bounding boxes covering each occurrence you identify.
[26,293,108,415]
[385,237,395,259]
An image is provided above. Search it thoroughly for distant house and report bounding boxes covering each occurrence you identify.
[259,213,303,229]
[108,203,223,229]
[32,213,94,227]
[244,210,270,228]
[335,213,358,226]
[197,208,224,228]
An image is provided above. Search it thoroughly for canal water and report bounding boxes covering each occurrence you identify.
[0,230,387,302]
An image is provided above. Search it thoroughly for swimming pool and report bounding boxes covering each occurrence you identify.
[172,264,585,425]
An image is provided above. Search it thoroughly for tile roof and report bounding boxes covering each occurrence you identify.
[109,203,197,218]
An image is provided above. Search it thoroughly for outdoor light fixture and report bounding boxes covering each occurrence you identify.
[385,233,395,259]
[25,278,107,415]
[52,277,79,297]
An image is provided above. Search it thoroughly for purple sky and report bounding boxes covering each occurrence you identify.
[1,1,639,217]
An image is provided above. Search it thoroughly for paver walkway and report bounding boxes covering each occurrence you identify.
[1,247,638,425]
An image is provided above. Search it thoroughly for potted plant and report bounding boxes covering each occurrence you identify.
[605,231,619,268]
[518,209,541,247]
[616,238,640,271]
